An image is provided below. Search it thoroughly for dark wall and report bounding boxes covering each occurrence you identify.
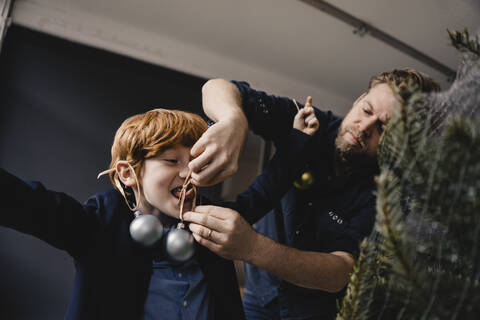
[0,25,217,319]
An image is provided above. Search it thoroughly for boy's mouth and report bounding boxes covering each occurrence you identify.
[170,185,194,201]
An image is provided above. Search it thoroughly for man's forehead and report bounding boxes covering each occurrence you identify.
[365,84,398,116]
[364,99,391,121]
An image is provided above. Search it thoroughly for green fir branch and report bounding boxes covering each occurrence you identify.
[448,29,480,58]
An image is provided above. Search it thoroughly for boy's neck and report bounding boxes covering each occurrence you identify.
[137,203,179,228]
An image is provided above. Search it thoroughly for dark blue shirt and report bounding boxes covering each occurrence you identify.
[0,119,316,320]
[143,228,214,320]
[233,81,378,319]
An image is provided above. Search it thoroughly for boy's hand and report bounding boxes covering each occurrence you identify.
[293,96,319,136]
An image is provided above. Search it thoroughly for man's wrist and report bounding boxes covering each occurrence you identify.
[244,231,266,265]
[221,109,248,130]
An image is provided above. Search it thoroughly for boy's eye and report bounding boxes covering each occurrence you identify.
[163,159,178,164]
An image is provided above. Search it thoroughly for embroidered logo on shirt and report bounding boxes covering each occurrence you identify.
[328,211,343,224]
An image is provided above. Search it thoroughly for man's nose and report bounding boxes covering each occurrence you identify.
[358,116,377,136]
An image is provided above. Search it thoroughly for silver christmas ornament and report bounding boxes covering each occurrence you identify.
[129,212,164,246]
[166,226,195,261]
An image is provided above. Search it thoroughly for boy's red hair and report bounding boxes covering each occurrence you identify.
[108,108,207,192]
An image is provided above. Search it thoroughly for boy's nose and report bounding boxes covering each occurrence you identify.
[179,165,189,179]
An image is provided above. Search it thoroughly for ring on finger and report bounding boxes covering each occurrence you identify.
[206,228,212,239]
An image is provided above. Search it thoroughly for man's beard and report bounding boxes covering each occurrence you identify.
[334,127,377,170]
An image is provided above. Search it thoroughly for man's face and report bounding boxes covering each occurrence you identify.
[335,83,399,166]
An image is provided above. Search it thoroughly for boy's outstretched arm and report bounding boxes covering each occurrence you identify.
[0,168,99,255]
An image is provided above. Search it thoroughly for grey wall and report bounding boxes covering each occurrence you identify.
[0,25,218,319]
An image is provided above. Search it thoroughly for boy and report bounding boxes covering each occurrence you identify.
[0,105,318,319]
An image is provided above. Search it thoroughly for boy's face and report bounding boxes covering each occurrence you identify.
[139,144,194,218]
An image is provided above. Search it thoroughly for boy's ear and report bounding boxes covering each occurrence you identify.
[116,162,136,187]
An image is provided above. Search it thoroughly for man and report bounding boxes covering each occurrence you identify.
[183,69,440,319]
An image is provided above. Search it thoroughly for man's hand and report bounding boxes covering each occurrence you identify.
[188,79,248,186]
[183,205,259,261]
[293,96,319,136]
[188,117,247,186]
[183,205,354,292]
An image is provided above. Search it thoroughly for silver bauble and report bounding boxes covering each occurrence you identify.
[129,213,163,246]
[166,228,195,261]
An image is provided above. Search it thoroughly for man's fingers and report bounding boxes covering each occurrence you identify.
[190,162,226,186]
[191,232,222,253]
[308,118,319,129]
[193,205,235,220]
[188,146,215,174]
[183,208,230,232]
[307,116,318,126]
[294,106,313,123]
[305,113,316,123]
[190,136,207,158]
[305,96,313,108]
[183,205,231,221]
[183,211,225,230]
[188,223,221,242]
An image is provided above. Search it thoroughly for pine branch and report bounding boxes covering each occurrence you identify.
[448,29,480,58]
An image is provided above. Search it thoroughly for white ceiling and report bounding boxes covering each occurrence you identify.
[9,0,480,197]
[12,0,480,116]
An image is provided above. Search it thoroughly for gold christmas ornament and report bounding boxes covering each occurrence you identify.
[294,171,315,190]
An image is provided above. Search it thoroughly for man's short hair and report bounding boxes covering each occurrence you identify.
[368,68,441,94]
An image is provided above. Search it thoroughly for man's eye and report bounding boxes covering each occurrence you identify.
[377,123,385,134]
[164,159,178,163]
[363,108,372,115]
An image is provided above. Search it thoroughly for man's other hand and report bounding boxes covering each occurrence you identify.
[293,96,319,136]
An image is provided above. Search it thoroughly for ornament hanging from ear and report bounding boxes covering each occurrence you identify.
[97,161,164,246]
[129,211,164,246]
[166,170,197,261]
[166,222,196,261]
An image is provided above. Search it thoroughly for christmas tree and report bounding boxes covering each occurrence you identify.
[338,30,480,320]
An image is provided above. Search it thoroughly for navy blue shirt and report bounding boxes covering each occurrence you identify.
[233,81,378,319]
[0,123,315,320]
[143,227,214,320]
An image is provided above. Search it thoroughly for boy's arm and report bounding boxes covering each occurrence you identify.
[0,168,100,255]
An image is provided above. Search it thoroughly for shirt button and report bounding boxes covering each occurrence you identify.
[183,300,188,307]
